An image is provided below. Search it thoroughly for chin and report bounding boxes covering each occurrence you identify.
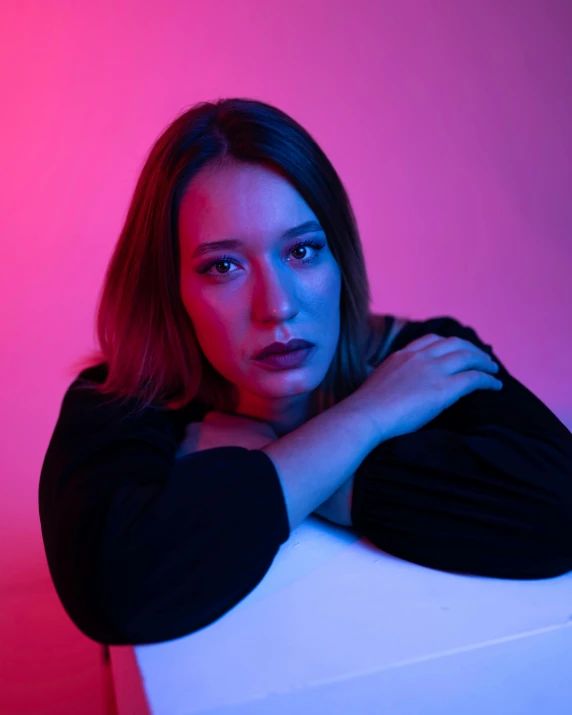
[254,376,315,397]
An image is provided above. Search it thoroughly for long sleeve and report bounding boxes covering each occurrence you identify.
[351,316,572,580]
[38,365,291,646]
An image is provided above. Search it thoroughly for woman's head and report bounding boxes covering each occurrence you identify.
[72,97,375,421]
[178,159,342,435]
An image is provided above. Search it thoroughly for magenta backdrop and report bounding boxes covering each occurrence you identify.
[0,1,570,712]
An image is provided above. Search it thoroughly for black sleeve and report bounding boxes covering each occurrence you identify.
[38,369,291,646]
[351,316,572,580]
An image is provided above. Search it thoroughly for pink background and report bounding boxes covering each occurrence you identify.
[0,1,570,712]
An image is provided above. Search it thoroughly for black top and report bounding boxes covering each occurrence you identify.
[38,314,572,646]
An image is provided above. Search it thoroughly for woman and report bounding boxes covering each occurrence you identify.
[39,97,572,647]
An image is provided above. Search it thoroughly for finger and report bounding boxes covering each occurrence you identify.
[424,335,495,362]
[399,333,443,352]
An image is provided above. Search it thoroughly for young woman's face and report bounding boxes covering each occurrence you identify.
[178,160,342,433]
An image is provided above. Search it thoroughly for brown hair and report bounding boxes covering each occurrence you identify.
[69,97,389,419]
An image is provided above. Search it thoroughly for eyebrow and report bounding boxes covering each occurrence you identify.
[191,220,325,259]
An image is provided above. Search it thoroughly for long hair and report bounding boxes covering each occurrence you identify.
[69,97,389,419]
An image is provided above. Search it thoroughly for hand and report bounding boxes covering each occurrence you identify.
[351,333,503,441]
[175,411,279,458]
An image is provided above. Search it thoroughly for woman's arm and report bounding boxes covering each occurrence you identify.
[178,411,359,529]
[313,474,354,527]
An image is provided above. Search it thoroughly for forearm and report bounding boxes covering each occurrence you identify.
[313,473,355,527]
[261,394,384,532]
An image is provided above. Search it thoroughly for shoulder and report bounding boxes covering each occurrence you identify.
[366,313,410,365]
[383,315,409,355]
[74,362,109,386]
[368,314,490,363]
[389,315,493,355]
[67,362,204,429]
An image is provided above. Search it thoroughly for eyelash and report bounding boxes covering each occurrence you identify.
[197,239,326,279]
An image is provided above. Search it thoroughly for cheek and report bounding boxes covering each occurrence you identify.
[310,268,342,315]
[183,285,229,337]
[317,263,342,298]
[186,301,242,369]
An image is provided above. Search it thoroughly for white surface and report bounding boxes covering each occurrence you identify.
[113,516,572,715]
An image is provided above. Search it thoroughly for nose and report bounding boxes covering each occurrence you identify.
[251,268,298,323]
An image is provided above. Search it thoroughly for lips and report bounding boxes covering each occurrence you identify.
[253,338,315,360]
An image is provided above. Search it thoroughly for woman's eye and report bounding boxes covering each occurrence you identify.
[198,240,326,278]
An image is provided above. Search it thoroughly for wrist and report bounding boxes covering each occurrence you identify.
[341,390,389,447]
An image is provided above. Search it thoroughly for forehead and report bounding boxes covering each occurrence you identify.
[178,162,312,241]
